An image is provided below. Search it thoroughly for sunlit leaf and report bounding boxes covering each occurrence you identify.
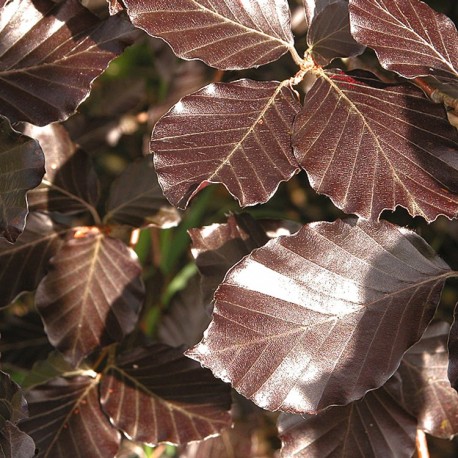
[123,0,294,70]
[36,228,144,366]
[187,219,453,413]
[0,116,44,243]
[293,72,458,221]
[100,344,232,445]
[0,212,67,308]
[105,156,180,228]
[20,376,121,458]
[0,0,138,125]
[152,80,300,208]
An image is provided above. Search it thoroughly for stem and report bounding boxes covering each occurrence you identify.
[413,77,458,112]
[416,429,429,458]
[289,45,305,67]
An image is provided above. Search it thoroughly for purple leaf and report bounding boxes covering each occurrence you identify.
[152,80,300,209]
[0,117,44,243]
[0,421,35,458]
[303,0,341,27]
[293,72,458,221]
[123,0,294,70]
[0,0,138,125]
[187,219,452,413]
[35,228,144,366]
[99,344,232,445]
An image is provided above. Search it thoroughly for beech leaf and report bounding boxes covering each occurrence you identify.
[349,0,458,81]
[0,0,138,125]
[293,72,458,221]
[0,117,44,243]
[187,219,452,413]
[123,0,294,70]
[19,376,121,458]
[99,344,232,445]
[303,0,340,27]
[0,421,35,458]
[35,228,144,366]
[152,80,300,209]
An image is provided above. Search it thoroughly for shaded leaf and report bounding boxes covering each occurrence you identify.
[105,156,180,228]
[307,0,365,66]
[0,0,138,125]
[23,123,99,215]
[303,0,339,27]
[36,228,144,366]
[278,376,416,458]
[152,80,300,209]
[100,344,232,445]
[187,219,452,413]
[293,72,458,221]
[124,0,294,70]
[0,421,35,458]
[0,371,28,425]
[349,0,458,81]
[0,212,67,308]
[448,303,458,390]
[20,375,121,458]
[0,117,44,243]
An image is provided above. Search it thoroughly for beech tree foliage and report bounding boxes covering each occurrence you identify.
[0,0,457,457]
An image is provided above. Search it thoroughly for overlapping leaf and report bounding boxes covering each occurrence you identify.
[303,0,339,27]
[105,156,180,228]
[448,303,458,391]
[35,228,144,366]
[124,0,294,70]
[0,421,35,458]
[293,72,458,221]
[20,375,121,458]
[278,376,416,458]
[0,117,44,243]
[0,212,67,308]
[349,0,458,81]
[187,219,453,413]
[0,0,138,125]
[99,344,232,445]
[152,80,300,209]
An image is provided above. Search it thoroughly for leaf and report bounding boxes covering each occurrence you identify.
[107,0,125,15]
[349,0,458,81]
[35,228,144,366]
[22,123,99,215]
[19,375,121,458]
[0,212,67,308]
[303,0,340,27]
[187,219,452,413]
[307,0,365,66]
[0,0,138,125]
[123,0,294,70]
[152,80,300,209]
[99,344,232,445]
[293,72,458,221]
[278,376,416,458]
[105,156,180,228]
[0,421,35,458]
[0,116,44,243]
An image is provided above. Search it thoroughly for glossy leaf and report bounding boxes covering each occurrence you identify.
[0,0,138,125]
[0,212,67,308]
[36,228,144,366]
[187,219,452,413]
[152,80,300,208]
[105,156,180,228]
[307,1,365,66]
[20,375,121,458]
[0,117,44,243]
[100,344,232,445]
[278,377,416,458]
[23,123,99,215]
[0,421,35,458]
[124,0,294,70]
[349,0,458,81]
[293,72,458,221]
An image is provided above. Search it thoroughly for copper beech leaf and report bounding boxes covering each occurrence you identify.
[349,0,458,81]
[187,219,454,413]
[0,0,138,125]
[123,0,294,70]
[303,0,339,27]
[0,212,67,309]
[293,72,458,221]
[0,117,44,243]
[152,80,300,209]
[0,421,35,458]
[99,344,232,445]
[19,376,121,458]
[35,228,144,366]
[278,376,416,458]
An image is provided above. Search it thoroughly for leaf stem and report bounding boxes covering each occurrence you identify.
[413,76,458,112]
[416,429,429,458]
[289,45,305,67]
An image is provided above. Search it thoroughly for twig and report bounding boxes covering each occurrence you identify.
[416,429,430,458]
